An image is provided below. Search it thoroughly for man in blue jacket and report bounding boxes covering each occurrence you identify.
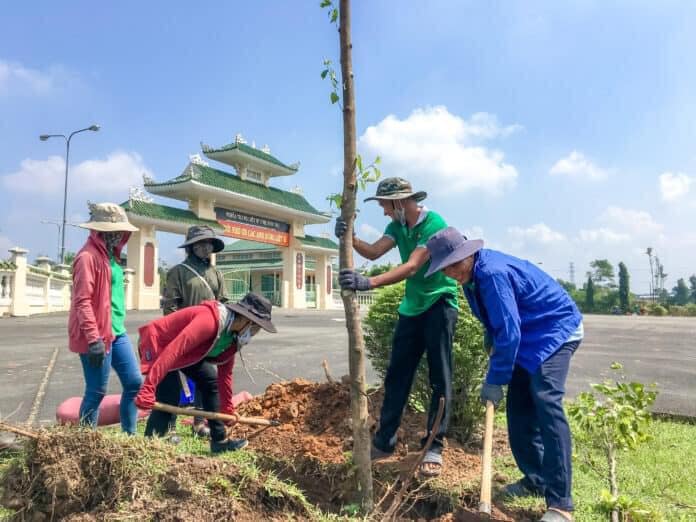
[425,227,582,522]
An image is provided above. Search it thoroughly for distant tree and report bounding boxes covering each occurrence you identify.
[690,275,696,304]
[585,276,595,312]
[557,279,576,293]
[590,259,615,286]
[672,278,690,305]
[366,263,394,277]
[63,251,76,266]
[158,260,170,295]
[618,262,630,312]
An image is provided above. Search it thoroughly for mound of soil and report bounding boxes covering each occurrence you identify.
[0,429,311,521]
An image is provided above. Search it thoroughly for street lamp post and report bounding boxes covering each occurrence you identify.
[40,124,100,264]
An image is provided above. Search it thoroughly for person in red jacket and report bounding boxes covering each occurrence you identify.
[68,202,143,434]
[135,292,276,453]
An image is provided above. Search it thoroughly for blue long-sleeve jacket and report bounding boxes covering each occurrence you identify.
[463,249,582,385]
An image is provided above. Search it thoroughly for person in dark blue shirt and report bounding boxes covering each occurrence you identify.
[425,227,582,522]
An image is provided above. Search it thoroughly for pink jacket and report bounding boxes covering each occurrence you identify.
[68,230,130,354]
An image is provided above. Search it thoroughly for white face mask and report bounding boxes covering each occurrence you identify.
[237,325,253,347]
[393,203,407,226]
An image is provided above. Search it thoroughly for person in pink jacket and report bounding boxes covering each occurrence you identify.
[68,202,143,434]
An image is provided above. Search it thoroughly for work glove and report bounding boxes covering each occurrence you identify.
[480,383,504,407]
[134,391,154,411]
[334,217,349,239]
[87,340,105,368]
[339,269,372,291]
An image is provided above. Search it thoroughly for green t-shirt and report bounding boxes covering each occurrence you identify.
[384,210,459,316]
[110,256,126,336]
[207,329,235,359]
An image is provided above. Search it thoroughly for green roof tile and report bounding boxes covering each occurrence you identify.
[299,235,339,250]
[203,142,297,171]
[145,164,328,218]
[121,200,223,229]
[221,240,279,252]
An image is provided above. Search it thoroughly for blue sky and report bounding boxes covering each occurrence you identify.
[1,1,695,293]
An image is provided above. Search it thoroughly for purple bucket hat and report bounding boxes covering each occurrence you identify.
[424,227,484,278]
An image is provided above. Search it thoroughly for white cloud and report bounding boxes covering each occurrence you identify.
[508,223,566,244]
[599,206,663,236]
[0,59,74,96]
[659,172,692,201]
[462,226,485,240]
[1,152,153,199]
[578,228,630,243]
[549,150,609,180]
[359,223,382,241]
[358,106,519,196]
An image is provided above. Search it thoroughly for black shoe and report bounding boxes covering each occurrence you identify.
[498,478,543,499]
[210,438,249,454]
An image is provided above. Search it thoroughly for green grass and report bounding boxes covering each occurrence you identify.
[494,416,696,521]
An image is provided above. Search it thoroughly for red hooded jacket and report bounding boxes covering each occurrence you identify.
[68,230,130,354]
[135,301,238,415]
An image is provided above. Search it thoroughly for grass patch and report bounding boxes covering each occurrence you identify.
[494,415,696,521]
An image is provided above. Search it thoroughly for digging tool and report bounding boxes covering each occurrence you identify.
[479,400,495,517]
[152,402,280,427]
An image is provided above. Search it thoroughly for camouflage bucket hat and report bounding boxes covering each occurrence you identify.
[363,177,427,203]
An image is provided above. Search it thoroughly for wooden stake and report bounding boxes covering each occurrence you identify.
[479,400,495,517]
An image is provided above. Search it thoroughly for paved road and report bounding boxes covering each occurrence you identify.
[0,311,693,426]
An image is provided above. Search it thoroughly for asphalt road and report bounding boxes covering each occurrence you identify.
[0,311,693,427]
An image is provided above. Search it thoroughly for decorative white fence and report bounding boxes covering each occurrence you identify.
[332,289,377,308]
[0,249,72,317]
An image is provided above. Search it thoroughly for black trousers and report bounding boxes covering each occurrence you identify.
[144,360,226,442]
[374,296,458,453]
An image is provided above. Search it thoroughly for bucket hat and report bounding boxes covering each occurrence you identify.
[225,292,277,333]
[178,225,224,253]
[78,202,138,232]
[364,177,427,203]
[424,227,483,278]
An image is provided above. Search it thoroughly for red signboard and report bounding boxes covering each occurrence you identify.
[326,264,332,294]
[144,242,155,287]
[215,207,290,247]
[296,253,304,290]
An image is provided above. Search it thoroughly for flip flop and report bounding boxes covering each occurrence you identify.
[419,449,443,477]
[540,508,574,521]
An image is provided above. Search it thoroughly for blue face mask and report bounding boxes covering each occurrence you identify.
[237,325,253,347]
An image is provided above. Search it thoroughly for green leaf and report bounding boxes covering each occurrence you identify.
[321,69,329,79]
[320,0,331,8]
[356,154,363,173]
[330,92,340,104]
[374,156,381,164]
[610,361,623,370]
[330,8,338,23]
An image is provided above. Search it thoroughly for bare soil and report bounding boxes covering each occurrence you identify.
[1,379,535,521]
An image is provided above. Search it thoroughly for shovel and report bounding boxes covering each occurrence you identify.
[479,400,495,517]
[152,402,280,427]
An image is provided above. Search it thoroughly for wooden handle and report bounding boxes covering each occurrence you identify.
[479,400,495,516]
[152,402,279,427]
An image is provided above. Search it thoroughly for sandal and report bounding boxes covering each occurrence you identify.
[540,508,573,521]
[419,449,443,477]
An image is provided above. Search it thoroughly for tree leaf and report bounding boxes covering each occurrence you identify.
[330,8,338,23]
[330,92,340,104]
[320,0,331,8]
[321,69,329,79]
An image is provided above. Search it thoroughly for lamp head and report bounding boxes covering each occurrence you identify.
[39,135,50,141]
[88,124,100,132]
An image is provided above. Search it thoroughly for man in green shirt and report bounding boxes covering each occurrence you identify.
[337,177,459,476]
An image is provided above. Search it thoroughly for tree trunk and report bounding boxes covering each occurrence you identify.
[607,445,619,522]
[338,0,374,512]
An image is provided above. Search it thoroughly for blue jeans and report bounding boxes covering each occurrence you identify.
[374,296,458,453]
[506,340,580,512]
[79,333,143,434]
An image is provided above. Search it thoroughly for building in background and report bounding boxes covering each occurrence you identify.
[123,134,338,310]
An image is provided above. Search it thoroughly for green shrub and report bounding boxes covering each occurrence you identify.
[363,282,487,443]
[668,305,688,317]
[648,304,667,316]
[686,303,696,317]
